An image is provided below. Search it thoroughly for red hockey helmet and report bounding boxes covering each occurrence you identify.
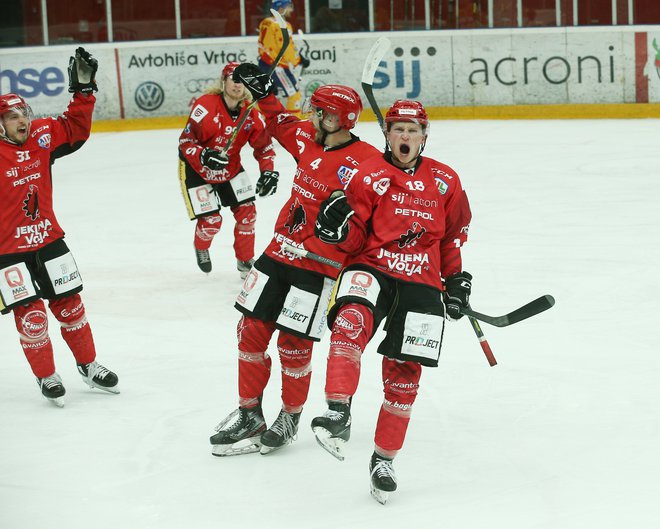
[0,93,33,142]
[222,62,241,79]
[385,100,429,132]
[310,84,362,130]
[0,93,32,117]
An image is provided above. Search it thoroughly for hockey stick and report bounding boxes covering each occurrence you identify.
[220,9,289,157]
[361,37,391,132]
[281,243,342,269]
[460,295,555,328]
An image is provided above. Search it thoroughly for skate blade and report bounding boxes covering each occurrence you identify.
[82,379,120,394]
[259,436,295,455]
[211,438,261,457]
[45,396,65,408]
[312,426,346,461]
[370,485,389,505]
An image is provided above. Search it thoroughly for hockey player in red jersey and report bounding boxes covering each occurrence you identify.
[0,48,118,407]
[178,61,277,278]
[310,100,473,504]
[207,63,380,457]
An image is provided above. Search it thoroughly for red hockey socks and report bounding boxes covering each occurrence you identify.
[237,315,274,408]
[277,332,313,413]
[231,203,256,262]
[13,300,55,378]
[374,357,422,453]
[49,294,96,365]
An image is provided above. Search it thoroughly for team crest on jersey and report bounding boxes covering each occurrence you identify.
[284,198,306,234]
[337,165,358,185]
[22,184,40,220]
[373,178,390,196]
[190,104,208,123]
[435,178,448,195]
[397,222,426,249]
[37,133,51,149]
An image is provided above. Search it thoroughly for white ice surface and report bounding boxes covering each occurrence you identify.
[1,118,659,528]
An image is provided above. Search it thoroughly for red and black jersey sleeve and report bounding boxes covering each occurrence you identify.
[49,92,96,160]
[256,94,306,160]
[246,109,275,173]
[178,95,217,176]
[436,163,472,278]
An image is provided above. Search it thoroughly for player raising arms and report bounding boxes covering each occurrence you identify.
[0,48,119,406]
[178,61,277,278]
[310,100,473,504]
[207,63,380,457]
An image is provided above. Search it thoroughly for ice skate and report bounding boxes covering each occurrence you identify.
[37,373,66,408]
[260,409,300,455]
[77,361,120,394]
[310,401,351,461]
[210,406,266,456]
[195,247,212,273]
[369,452,397,505]
[237,258,255,280]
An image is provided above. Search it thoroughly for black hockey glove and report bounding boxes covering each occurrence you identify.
[233,63,273,101]
[299,52,311,69]
[256,170,279,197]
[315,190,354,244]
[68,47,98,94]
[200,148,229,171]
[443,271,473,321]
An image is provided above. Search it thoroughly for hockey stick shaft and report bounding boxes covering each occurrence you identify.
[361,37,390,131]
[221,9,290,156]
[282,243,343,269]
[467,314,497,366]
[460,295,555,327]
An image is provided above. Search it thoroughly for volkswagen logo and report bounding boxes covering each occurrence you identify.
[135,81,164,111]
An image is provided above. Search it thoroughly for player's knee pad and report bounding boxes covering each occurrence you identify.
[233,202,256,235]
[195,213,223,241]
[381,359,422,418]
[237,315,275,353]
[329,304,373,365]
[14,301,49,344]
[49,294,87,329]
[277,332,313,379]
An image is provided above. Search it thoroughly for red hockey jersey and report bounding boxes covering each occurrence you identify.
[339,154,472,289]
[0,93,95,256]
[257,94,381,279]
[178,94,274,184]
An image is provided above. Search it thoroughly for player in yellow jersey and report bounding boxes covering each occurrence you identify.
[258,0,310,115]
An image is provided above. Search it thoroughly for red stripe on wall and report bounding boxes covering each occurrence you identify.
[634,33,649,104]
[114,48,125,119]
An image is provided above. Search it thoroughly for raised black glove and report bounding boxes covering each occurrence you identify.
[232,63,272,100]
[300,53,311,69]
[443,271,472,320]
[200,148,228,171]
[68,47,98,94]
[315,190,354,244]
[256,170,279,197]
